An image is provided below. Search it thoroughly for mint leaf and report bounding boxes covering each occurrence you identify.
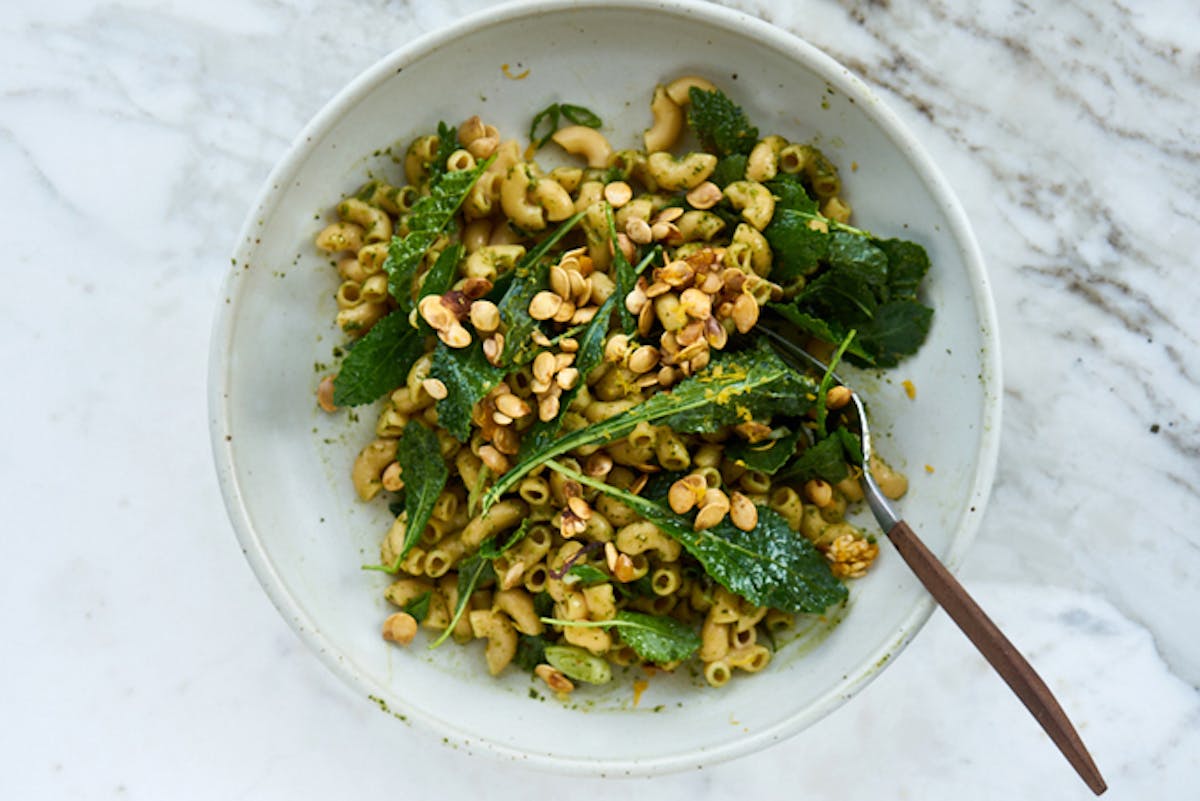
[540,611,701,664]
[331,311,424,407]
[547,460,846,614]
[710,153,748,188]
[402,591,432,623]
[566,564,610,586]
[429,340,505,442]
[776,433,850,485]
[688,87,759,157]
[384,161,488,312]
[724,427,803,474]
[614,611,701,663]
[395,421,449,562]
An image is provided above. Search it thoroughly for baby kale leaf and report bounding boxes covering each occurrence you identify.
[723,427,804,474]
[547,460,846,615]
[330,310,424,407]
[429,339,505,442]
[394,420,450,562]
[540,611,702,664]
[384,159,489,312]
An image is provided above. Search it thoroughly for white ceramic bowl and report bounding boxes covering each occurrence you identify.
[210,0,1001,775]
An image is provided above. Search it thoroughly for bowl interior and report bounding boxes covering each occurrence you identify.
[212,0,999,774]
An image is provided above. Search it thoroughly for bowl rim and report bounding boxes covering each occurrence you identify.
[209,0,1002,775]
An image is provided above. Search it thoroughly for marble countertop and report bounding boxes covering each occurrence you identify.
[3,0,1197,797]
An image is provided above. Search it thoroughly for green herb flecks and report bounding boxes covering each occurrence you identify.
[688,87,759,157]
[486,342,818,511]
[331,310,424,407]
[545,459,846,614]
[541,611,701,663]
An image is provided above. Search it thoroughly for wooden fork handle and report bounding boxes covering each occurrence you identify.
[886,520,1107,795]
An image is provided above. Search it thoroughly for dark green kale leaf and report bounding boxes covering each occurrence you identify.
[776,433,851,485]
[331,310,424,407]
[418,243,464,304]
[489,343,818,509]
[724,427,803,474]
[657,342,818,433]
[496,259,549,366]
[826,232,888,288]
[875,238,931,301]
[548,461,846,614]
[760,176,826,281]
[688,87,759,157]
[854,299,934,367]
[429,339,505,441]
[767,299,871,364]
[384,160,488,312]
[394,420,449,562]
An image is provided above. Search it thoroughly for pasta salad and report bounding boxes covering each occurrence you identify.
[313,78,932,694]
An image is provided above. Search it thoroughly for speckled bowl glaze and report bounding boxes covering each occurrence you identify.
[210,0,1001,775]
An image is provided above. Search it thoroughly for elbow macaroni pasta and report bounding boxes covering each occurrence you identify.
[313,79,906,692]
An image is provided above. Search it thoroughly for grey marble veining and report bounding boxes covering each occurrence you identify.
[1,0,1197,798]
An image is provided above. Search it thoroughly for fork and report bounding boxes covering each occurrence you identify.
[759,325,1107,796]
